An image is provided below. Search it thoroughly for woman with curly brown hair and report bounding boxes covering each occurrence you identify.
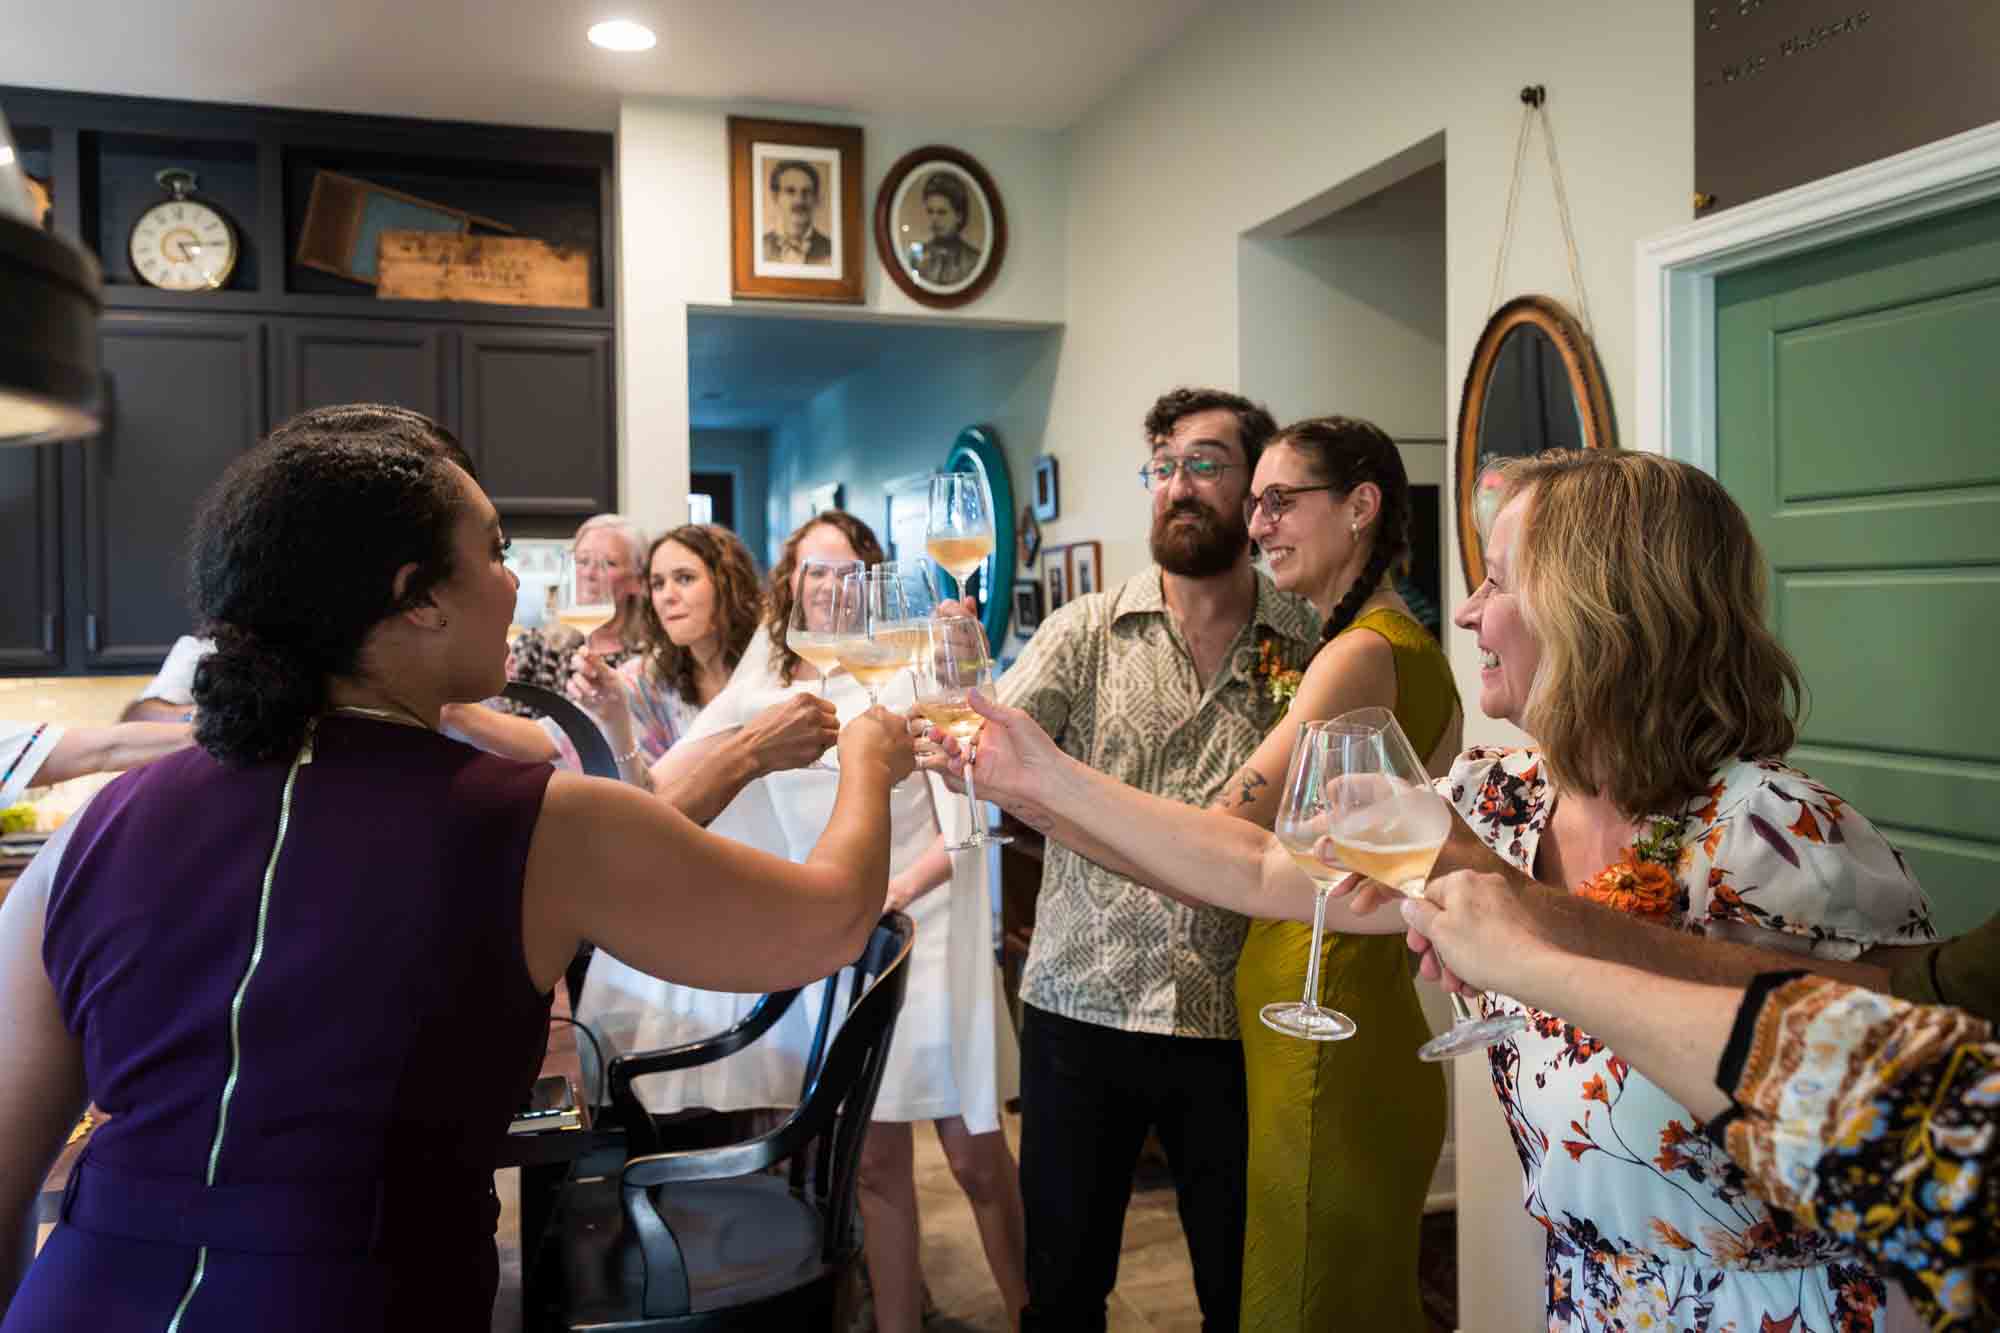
[566,525,765,772]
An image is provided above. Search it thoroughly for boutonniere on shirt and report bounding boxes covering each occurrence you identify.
[1578,816,1688,922]
[1255,638,1304,725]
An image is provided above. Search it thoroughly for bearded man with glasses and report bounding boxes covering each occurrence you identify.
[993,387,1318,1331]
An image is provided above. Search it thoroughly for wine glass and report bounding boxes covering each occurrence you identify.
[1283,707,1526,1059]
[832,570,914,708]
[787,556,862,698]
[926,473,997,600]
[912,615,1013,851]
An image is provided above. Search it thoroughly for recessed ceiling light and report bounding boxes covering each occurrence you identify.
[588,19,656,52]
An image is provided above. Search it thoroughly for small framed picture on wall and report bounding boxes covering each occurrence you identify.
[1043,546,1068,613]
[1012,581,1044,634]
[1066,541,1102,598]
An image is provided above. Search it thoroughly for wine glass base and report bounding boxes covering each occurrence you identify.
[1416,1013,1527,1062]
[1259,1002,1357,1042]
[945,834,1014,851]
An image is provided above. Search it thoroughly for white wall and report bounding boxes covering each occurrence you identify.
[1238,161,1448,438]
[1050,1,1692,1325]
[616,98,1070,538]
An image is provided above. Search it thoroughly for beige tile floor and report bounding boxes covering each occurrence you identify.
[493,1109,1205,1332]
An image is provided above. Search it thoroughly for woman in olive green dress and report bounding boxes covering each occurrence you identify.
[1221,417,1457,1330]
[928,417,1460,1328]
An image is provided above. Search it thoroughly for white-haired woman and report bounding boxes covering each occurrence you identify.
[500,513,650,707]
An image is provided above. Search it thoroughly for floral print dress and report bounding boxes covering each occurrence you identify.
[1443,747,1937,1332]
[1714,972,2000,1329]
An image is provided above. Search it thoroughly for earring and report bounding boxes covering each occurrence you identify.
[1350,520,1360,537]
[438,616,450,629]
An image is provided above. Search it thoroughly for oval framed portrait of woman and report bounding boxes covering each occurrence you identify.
[874,145,1007,309]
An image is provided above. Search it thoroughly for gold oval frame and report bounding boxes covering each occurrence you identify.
[1454,294,1615,590]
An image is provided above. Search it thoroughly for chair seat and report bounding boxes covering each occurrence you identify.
[653,1177,827,1311]
[558,1172,839,1327]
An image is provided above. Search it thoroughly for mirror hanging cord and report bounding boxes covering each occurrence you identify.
[1488,84,1593,335]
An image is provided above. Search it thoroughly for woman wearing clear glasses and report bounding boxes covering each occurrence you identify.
[941,416,1456,1329]
[493,513,651,714]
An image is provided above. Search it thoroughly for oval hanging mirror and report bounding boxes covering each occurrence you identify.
[1454,293,1615,589]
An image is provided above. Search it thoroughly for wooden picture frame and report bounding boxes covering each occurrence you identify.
[1018,503,1042,568]
[1032,454,1059,521]
[730,117,864,304]
[1065,540,1103,599]
[1013,581,1044,633]
[1454,294,1614,590]
[873,145,1007,309]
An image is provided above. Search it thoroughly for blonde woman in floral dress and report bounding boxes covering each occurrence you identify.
[1440,451,1935,1331]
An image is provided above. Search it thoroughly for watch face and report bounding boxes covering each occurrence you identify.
[129,199,237,291]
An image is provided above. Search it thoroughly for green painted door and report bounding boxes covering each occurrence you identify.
[1716,197,2000,935]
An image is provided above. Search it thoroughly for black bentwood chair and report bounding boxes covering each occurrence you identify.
[503,681,619,1013]
[548,912,914,1332]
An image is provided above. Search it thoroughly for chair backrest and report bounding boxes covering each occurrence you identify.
[501,681,621,780]
[604,986,805,1155]
[620,912,914,1264]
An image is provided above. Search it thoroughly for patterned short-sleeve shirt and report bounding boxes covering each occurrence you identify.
[998,567,1319,1038]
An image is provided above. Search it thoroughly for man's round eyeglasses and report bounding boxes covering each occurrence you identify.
[1243,483,1336,525]
[1138,457,1244,490]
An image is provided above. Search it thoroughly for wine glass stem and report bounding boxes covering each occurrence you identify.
[1448,992,1477,1025]
[1298,884,1333,1010]
[963,742,983,840]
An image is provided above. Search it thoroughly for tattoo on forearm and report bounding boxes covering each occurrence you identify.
[1221,768,1268,809]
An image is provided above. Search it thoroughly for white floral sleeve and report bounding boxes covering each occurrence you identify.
[1686,759,1936,960]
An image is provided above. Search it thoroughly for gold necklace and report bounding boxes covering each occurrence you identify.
[328,704,432,731]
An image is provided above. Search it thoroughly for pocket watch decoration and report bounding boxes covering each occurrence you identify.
[129,168,239,291]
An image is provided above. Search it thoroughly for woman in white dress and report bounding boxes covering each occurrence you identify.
[578,511,1025,1333]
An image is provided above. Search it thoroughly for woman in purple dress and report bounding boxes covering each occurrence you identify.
[0,408,914,1332]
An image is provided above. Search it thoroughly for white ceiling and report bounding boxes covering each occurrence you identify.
[0,0,1211,133]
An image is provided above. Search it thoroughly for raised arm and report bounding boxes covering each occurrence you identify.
[647,692,839,825]
[931,690,1405,932]
[522,707,914,996]
[36,722,193,785]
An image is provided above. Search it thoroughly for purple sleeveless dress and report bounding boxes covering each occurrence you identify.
[7,714,554,1333]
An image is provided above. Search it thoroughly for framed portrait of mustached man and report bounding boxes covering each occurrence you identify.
[729,116,864,303]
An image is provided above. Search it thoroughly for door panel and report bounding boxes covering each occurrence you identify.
[1717,196,2000,935]
[89,314,265,668]
[461,328,612,518]
[0,445,63,672]
[274,319,452,432]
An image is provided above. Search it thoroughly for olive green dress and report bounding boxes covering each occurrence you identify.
[1234,607,1455,1331]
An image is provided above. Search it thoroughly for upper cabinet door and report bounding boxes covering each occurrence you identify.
[273,319,454,434]
[86,313,266,669]
[0,444,64,673]
[461,328,613,518]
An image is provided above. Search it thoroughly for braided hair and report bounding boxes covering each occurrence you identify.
[1269,416,1412,648]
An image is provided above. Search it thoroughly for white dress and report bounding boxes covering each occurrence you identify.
[577,628,1018,1128]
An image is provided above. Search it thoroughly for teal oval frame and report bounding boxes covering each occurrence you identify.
[942,426,1015,650]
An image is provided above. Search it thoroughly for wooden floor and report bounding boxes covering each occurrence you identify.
[491,1107,1205,1333]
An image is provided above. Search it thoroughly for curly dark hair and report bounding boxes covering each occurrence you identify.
[1143,387,1279,474]
[188,416,467,765]
[267,402,475,480]
[764,512,885,686]
[635,525,764,704]
[1268,416,1414,647]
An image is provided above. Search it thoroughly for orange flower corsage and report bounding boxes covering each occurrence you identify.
[1578,817,1687,923]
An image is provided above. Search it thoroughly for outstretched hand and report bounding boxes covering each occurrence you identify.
[916,689,1060,823]
[1398,869,1554,997]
